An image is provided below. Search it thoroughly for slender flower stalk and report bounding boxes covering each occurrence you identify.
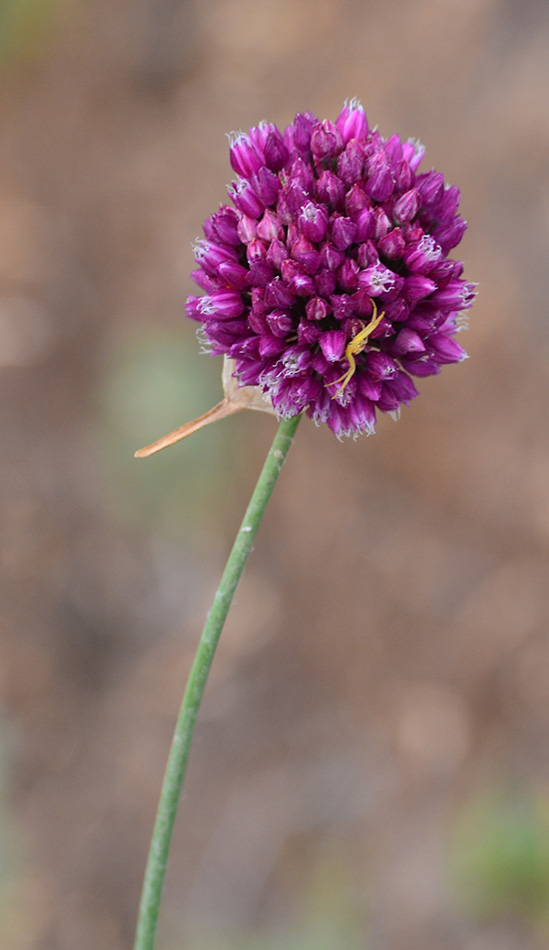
[133,413,301,950]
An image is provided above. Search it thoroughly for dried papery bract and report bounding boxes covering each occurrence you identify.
[134,358,275,457]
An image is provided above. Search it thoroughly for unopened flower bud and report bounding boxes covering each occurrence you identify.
[336,98,368,144]
[298,201,329,242]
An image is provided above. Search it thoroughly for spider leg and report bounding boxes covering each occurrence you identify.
[330,353,357,399]
[325,300,386,398]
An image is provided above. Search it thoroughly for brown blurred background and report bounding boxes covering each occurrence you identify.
[1,1,549,948]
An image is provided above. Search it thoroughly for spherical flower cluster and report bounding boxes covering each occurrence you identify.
[186,100,475,438]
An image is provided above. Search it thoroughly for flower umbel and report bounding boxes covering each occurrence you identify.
[187,101,475,439]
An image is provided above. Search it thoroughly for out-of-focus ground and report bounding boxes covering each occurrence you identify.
[1,1,549,948]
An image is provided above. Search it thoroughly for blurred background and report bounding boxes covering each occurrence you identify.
[1,1,549,948]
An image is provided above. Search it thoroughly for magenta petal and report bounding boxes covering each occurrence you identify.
[319,329,347,362]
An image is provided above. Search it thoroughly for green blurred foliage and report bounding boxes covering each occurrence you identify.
[0,723,8,895]
[449,787,549,923]
[0,0,66,68]
[97,329,243,543]
[0,720,25,949]
[172,856,365,950]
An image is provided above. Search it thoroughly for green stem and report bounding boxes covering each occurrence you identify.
[133,413,301,950]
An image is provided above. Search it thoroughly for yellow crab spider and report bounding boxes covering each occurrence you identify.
[328,300,385,399]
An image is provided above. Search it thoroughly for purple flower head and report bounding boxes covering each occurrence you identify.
[187,100,475,439]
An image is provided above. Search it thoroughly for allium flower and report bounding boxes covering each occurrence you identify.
[135,106,477,949]
[187,99,475,438]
